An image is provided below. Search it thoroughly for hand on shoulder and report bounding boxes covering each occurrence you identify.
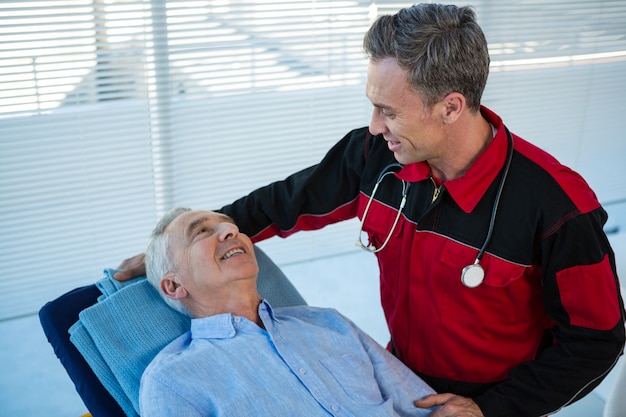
[114,253,146,281]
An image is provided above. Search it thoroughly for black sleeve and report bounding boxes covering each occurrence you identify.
[475,208,625,417]
[219,127,372,240]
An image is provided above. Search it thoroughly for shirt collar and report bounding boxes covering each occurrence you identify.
[395,106,508,213]
[259,299,279,323]
[190,313,238,339]
[190,299,278,340]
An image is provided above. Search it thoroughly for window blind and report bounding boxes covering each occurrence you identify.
[1,0,625,320]
[157,0,373,269]
[476,0,626,207]
[0,0,373,320]
[1,1,158,320]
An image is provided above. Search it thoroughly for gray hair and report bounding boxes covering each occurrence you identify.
[363,3,490,111]
[145,207,192,316]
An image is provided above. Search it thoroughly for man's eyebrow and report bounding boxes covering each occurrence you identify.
[365,89,394,112]
[368,99,395,113]
[374,103,395,112]
[185,216,208,239]
[184,214,235,239]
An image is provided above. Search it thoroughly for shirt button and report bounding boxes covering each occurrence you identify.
[234,317,241,323]
[299,368,306,374]
[331,405,338,411]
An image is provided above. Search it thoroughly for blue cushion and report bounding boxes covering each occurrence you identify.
[39,285,126,417]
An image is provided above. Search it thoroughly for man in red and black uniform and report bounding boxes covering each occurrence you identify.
[219,4,625,417]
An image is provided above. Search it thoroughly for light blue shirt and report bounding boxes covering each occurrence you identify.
[140,301,435,417]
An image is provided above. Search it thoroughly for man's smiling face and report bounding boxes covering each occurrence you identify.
[366,57,447,166]
[165,210,259,300]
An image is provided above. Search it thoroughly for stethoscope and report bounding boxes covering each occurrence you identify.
[356,126,514,288]
[356,162,409,254]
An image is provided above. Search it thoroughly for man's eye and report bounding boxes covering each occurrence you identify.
[381,109,395,118]
[194,227,210,238]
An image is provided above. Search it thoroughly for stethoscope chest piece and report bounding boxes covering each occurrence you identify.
[461,263,485,288]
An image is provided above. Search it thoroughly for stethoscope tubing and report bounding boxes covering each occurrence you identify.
[356,126,515,288]
[356,163,409,253]
[475,126,514,263]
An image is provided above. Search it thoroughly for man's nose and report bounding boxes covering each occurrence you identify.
[369,108,388,136]
[217,222,239,241]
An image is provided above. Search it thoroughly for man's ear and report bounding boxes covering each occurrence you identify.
[440,92,465,124]
[160,273,188,300]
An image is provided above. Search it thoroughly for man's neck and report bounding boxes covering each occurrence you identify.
[430,113,493,182]
[190,291,263,326]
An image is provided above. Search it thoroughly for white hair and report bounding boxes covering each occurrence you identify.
[145,207,191,316]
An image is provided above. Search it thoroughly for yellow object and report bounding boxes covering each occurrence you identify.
[80,413,92,417]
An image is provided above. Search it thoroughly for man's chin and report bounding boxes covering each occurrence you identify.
[392,152,410,165]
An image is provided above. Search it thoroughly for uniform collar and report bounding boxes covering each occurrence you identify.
[395,106,509,213]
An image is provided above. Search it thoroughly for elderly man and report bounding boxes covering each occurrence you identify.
[139,207,435,417]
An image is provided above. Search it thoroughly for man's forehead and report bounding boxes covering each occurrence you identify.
[366,59,414,104]
[181,210,216,223]
[169,210,230,235]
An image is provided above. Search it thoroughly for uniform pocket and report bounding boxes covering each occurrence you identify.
[438,239,539,325]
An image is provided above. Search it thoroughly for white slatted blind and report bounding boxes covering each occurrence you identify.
[1,1,625,320]
[1,1,159,320]
[477,0,626,206]
[0,0,372,320]
[159,0,373,268]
